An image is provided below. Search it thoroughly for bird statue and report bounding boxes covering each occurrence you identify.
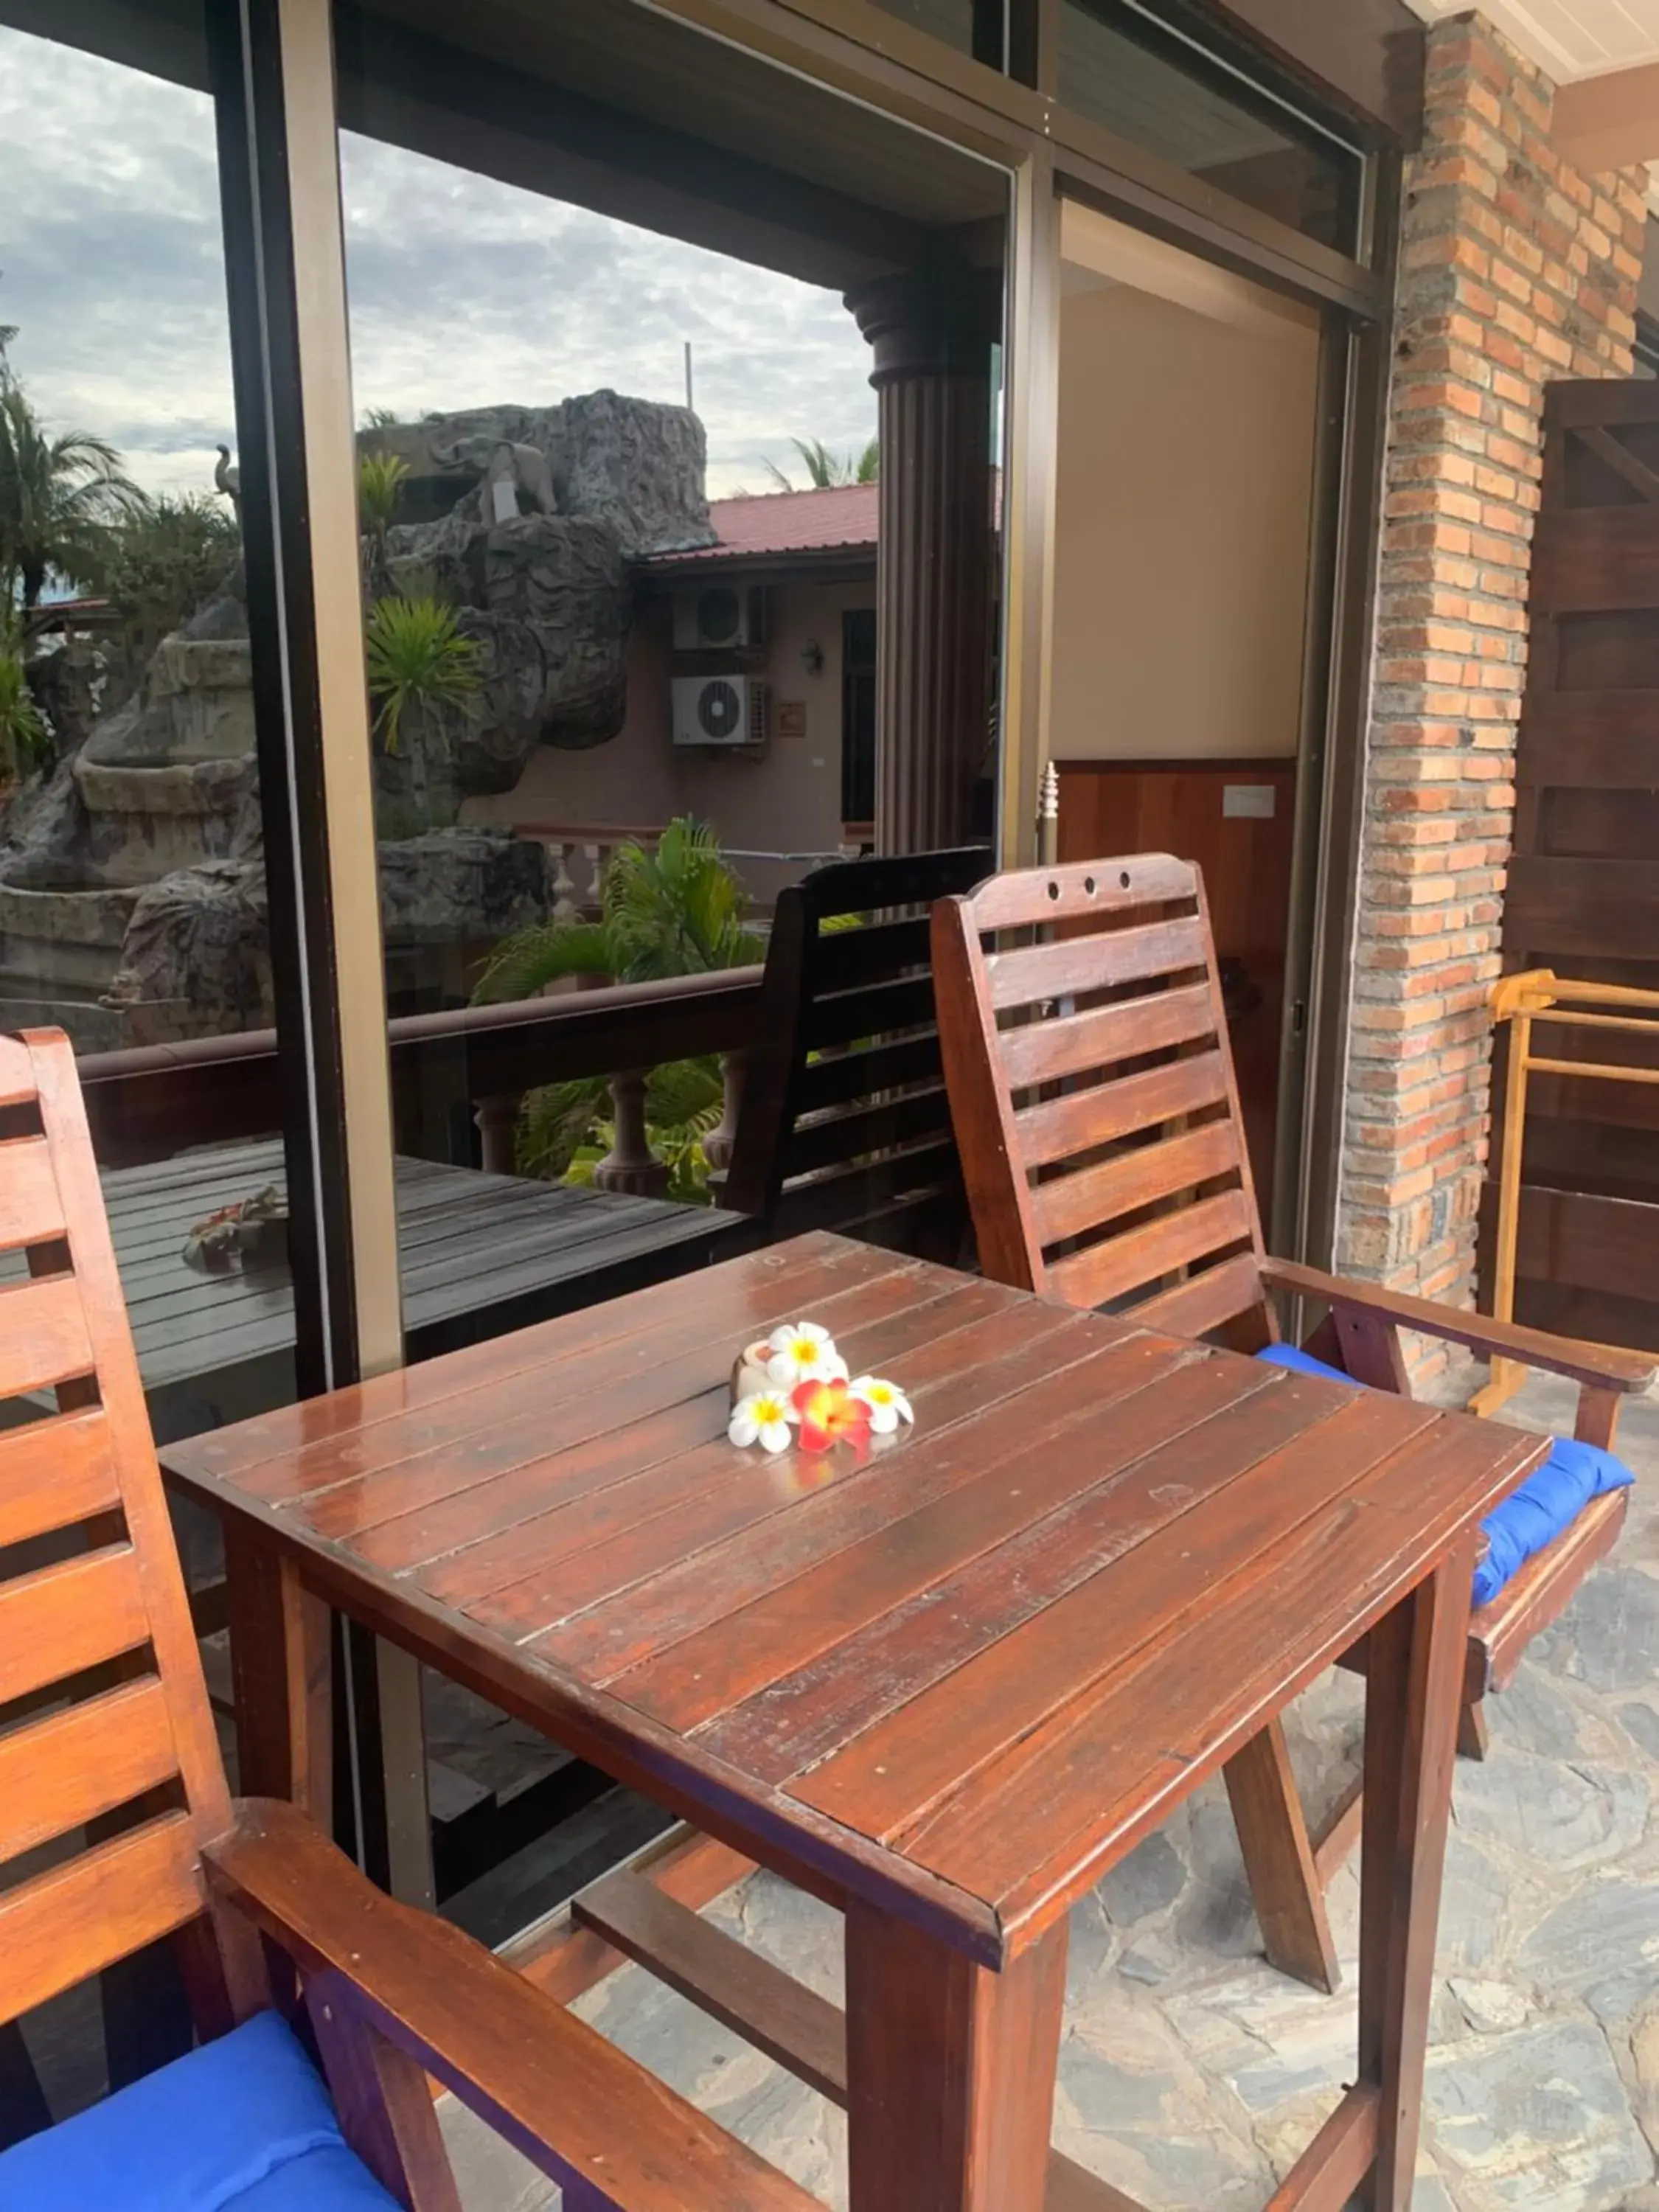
[213,444,241,514]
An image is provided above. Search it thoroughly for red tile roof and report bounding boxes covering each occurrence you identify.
[657,483,878,566]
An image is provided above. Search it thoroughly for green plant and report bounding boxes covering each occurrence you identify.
[475,818,764,1189]
[87,494,240,661]
[474,816,765,1004]
[0,639,46,782]
[762,435,878,492]
[364,591,482,755]
[0,380,147,611]
[358,449,409,532]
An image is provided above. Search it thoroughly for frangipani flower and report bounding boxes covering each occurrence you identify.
[765,1321,849,1390]
[791,1377,872,1455]
[849,1376,914,1435]
[728,1390,799,1454]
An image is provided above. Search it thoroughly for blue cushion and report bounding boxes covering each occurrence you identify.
[0,2009,400,2211]
[1254,1343,1635,1610]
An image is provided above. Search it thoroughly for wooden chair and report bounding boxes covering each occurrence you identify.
[0,1027,816,2212]
[931,855,1655,1990]
[719,846,991,1256]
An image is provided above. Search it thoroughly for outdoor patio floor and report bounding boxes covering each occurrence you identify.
[440,1363,1659,2212]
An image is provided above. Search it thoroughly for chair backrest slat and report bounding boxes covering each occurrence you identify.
[0,1408,121,1550]
[0,1676,181,1865]
[931,855,1275,1347]
[722,847,991,1253]
[0,1029,232,2028]
[0,1812,205,2028]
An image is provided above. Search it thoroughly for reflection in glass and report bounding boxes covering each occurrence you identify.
[0,7,297,1433]
[1060,0,1364,254]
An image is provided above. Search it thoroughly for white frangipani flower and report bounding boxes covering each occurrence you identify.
[728,1390,799,1454]
[765,1320,848,1389]
[849,1376,914,1435]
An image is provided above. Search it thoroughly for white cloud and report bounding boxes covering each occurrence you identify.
[0,24,876,502]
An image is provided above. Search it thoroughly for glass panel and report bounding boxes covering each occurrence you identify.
[333,0,1006,1936]
[0,4,299,1433]
[868,0,978,59]
[1059,0,1363,254]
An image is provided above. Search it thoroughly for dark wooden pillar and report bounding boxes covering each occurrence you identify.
[847,262,999,855]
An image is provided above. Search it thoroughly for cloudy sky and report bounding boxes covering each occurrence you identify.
[0,24,877,502]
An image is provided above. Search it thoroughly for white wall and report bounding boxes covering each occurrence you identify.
[1051,276,1321,762]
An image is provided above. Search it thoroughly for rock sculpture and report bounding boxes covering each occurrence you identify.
[0,388,699,1045]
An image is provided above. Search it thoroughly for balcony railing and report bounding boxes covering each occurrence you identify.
[77,967,765,1194]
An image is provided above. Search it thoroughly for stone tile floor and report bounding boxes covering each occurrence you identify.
[439,1363,1659,2212]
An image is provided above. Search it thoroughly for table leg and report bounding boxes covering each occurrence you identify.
[844,1899,1067,2212]
[225,1523,333,1820]
[1357,1537,1475,2212]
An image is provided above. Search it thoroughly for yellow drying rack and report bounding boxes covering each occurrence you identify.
[1471,967,1659,1419]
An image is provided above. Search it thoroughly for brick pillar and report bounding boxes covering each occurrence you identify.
[1336,13,1647,1357]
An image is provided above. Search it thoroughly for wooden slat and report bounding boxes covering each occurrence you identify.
[0,1544,150,1706]
[1506,855,1659,961]
[801,973,937,1050]
[780,1084,951,1179]
[984,914,1207,1012]
[506,1827,756,2006]
[0,1135,65,1251]
[514,1304,1106,1671]
[792,1032,945,1113]
[1031,1120,1241,1250]
[0,1675,180,1861]
[1264,2084,1378,2210]
[1014,1049,1230,1169]
[0,1036,38,1107]
[794,1385,1430,1843]
[773,1144,961,1235]
[412,1280,1012,1604]
[1531,504,1659,611]
[967,852,1198,931]
[0,1407,119,1548]
[1470,1486,1628,1697]
[1123,1249,1267,1339]
[302,1263,935,1552]
[0,1272,94,1398]
[0,1812,203,2027]
[1046,1188,1255,1311]
[1514,694,1659,788]
[1506,1182,1659,1305]
[804,914,931,994]
[999,981,1217,1091]
[621,1336,1199,1738]
[1312,1773,1364,1888]
[899,1423,1537,1932]
[572,1871,847,2103]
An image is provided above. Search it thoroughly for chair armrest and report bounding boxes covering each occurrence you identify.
[1261,1259,1657,1394]
[204,1798,816,2212]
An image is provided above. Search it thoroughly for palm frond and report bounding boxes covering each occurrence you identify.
[472,919,615,1004]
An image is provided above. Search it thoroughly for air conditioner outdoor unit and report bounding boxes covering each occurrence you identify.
[672,584,767,651]
[671,675,769,748]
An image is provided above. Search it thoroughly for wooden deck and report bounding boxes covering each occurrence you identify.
[92,1139,754,1394]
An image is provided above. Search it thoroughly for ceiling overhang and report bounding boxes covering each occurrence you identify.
[1405,1,1659,192]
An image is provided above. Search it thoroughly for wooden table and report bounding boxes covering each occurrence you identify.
[94,1137,750,1397]
[161,1232,1546,2212]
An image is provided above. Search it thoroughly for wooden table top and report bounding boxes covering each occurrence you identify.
[89,1138,747,1392]
[161,1232,1546,1965]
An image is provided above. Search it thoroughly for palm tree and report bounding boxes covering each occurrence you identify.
[761,435,879,491]
[0,383,147,613]
[473,818,765,1189]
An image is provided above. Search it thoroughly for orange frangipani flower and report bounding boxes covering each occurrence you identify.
[790,1376,873,1455]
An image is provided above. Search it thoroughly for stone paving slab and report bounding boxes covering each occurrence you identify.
[445,1365,1659,2212]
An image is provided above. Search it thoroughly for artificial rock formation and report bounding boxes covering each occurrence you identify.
[0,387,702,1046]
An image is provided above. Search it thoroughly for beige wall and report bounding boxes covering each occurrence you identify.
[463,575,874,909]
[1050,277,1320,762]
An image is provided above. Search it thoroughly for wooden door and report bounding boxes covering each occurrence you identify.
[1493,382,1659,1349]
[1055,759,1296,1217]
